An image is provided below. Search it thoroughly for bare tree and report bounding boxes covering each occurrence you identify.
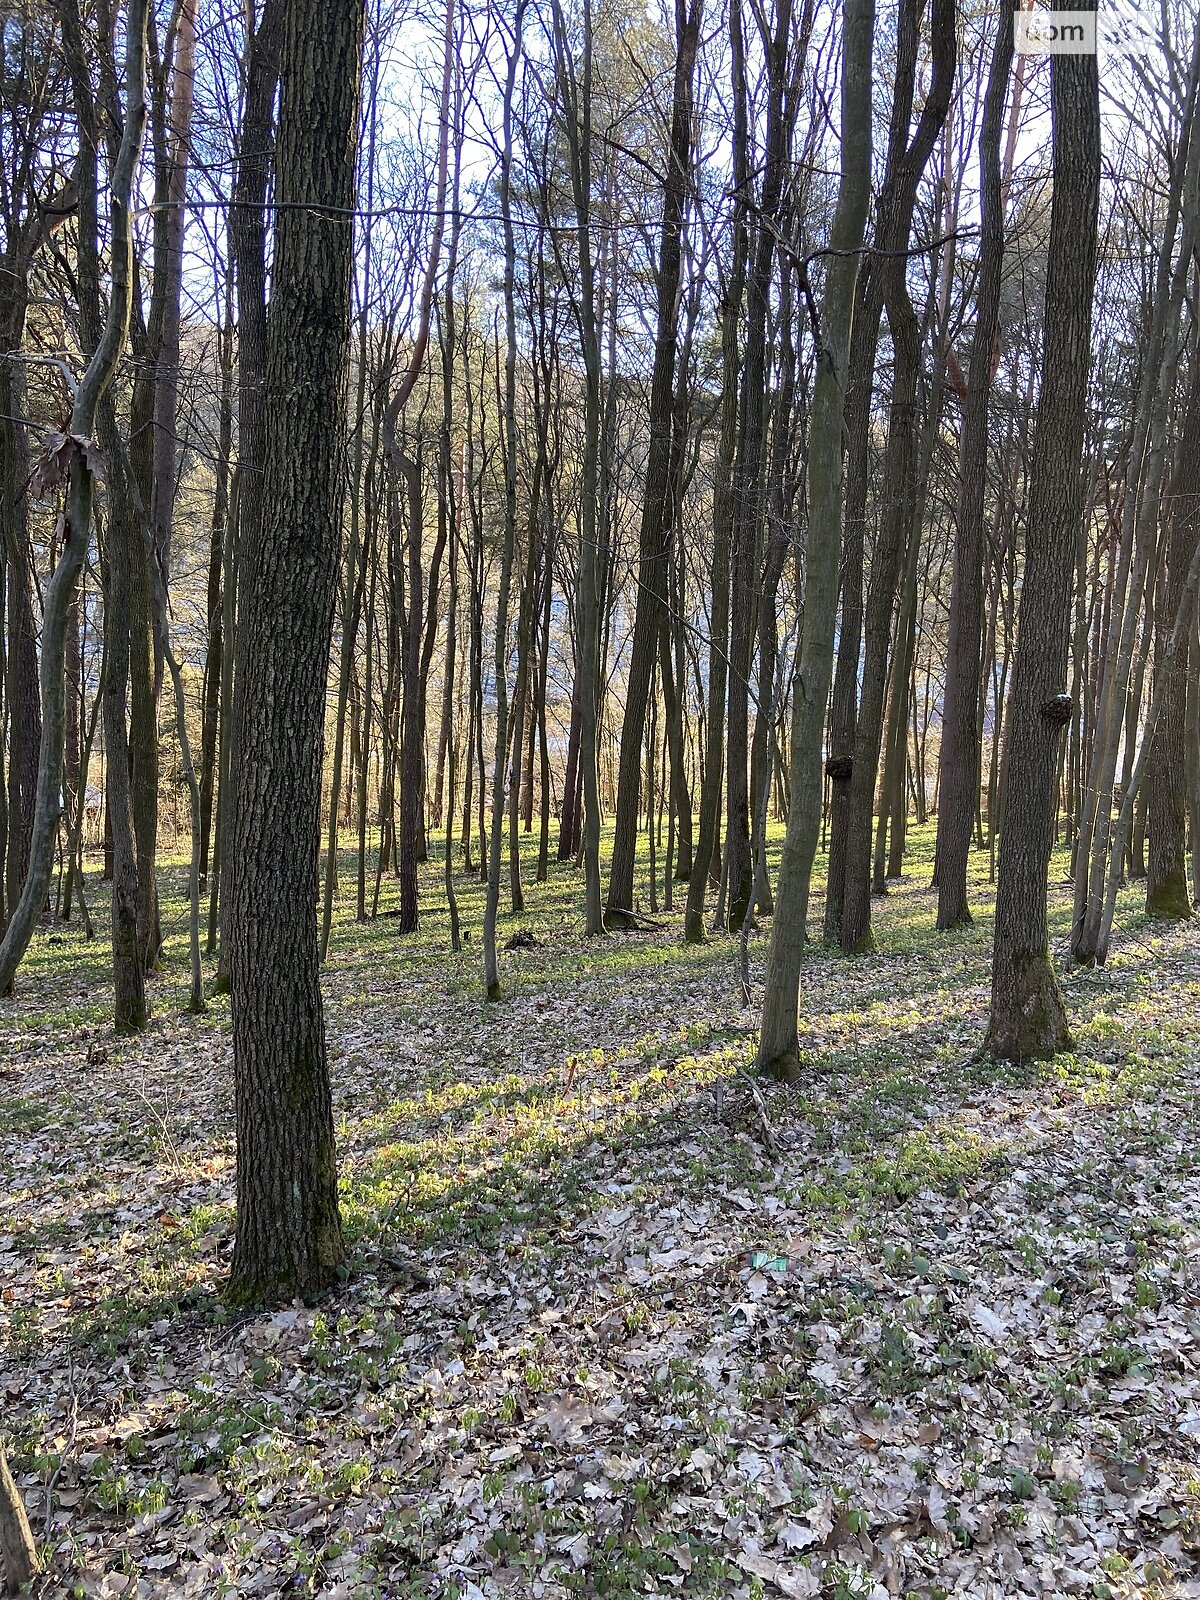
[227,0,363,1304]
[0,0,148,997]
[757,0,875,1077]
[985,3,1100,1061]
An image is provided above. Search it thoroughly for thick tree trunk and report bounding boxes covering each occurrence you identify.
[822,271,878,944]
[227,0,362,1305]
[104,483,149,1033]
[985,17,1099,1060]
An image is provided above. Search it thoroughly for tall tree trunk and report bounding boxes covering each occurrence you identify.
[727,0,791,934]
[218,0,283,994]
[483,0,525,998]
[0,0,148,998]
[985,12,1099,1060]
[838,0,955,955]
[199,292,233,885]
[1072,26,1200,961]
[757,0,874,1076]
[822,271,878,944]
[605,0,702,925]
[319,36,384,959]
[684,0,747,943]
[551,0,604,934]
[937,7,1013,927]
[1146,314,1200,917]
[227,0,362,1305]
[1,301,41,931]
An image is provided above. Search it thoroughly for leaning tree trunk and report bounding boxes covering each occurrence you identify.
[0,0,147,997]
[757,0,874,1077]
[985,14,1099,1061]
[226,0,363,1305]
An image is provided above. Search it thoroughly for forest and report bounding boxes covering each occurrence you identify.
[1,0,1199,1594]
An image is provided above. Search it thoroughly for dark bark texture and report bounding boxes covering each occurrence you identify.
[227,0,363,1305]
[985,20,1099,1060]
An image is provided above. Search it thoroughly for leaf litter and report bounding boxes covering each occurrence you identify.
[1,857,1199,1599]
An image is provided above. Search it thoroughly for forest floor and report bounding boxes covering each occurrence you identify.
[2,825,1199,1600]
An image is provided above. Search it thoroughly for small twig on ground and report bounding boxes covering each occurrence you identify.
[737,1069,778,1157]
[136,1064,185,1175]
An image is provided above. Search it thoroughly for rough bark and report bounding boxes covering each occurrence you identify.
[227,0,362,1305]
[218,0,284,994]
[985,17,1099,1061]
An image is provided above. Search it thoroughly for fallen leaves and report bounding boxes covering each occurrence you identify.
[2,863,1199,1597]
